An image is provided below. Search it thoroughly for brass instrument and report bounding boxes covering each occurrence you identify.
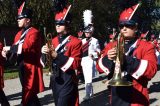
[43,26,53,75]
[108,33,132,86]
[45,33,53,75]
[3,37,6,46]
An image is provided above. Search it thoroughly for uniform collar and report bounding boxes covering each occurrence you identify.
[58,33,69,43]
[22,25,31,33]
[86,37,91,41]
[125,37,137,45]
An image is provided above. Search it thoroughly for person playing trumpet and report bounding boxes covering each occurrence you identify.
[41,2,82,106]
[96,3,157,106]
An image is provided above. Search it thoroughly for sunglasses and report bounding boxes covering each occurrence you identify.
[55,23,65,26]
[17,17,25,20]
[119,24,135,29]
[55,20,65,26]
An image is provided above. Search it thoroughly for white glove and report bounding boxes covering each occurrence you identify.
[1,50,7,58]
[3,46,11,51]
[41,45,49,54]
[1,46,11,58]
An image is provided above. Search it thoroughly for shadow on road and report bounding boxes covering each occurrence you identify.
[149,81,160,93]
[40,87,54,105]
[80,89,110,106]
[40,93,54,105]
[7,92,22,101]
[92,75,108,83]
[7,92,22,106]
[150,98,158,104]
[78,75,108,92]
[78,86,85,91]
[149,81,160,105]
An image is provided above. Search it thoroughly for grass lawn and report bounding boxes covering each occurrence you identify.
[4,67,49,80]
[4,71,19,80]
[4,68,19,80]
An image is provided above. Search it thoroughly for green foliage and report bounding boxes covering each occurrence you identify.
[151,0,160,33]
[0,0,17,25]
[26,0,53,29]
[0,0,159,37]
[70,0,119,39]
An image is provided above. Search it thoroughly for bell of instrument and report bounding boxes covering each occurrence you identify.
[108,33,132,86]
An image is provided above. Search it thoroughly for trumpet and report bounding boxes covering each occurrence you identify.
[45,33,53,75]
[43,27,54,75]
[108,33,132,86]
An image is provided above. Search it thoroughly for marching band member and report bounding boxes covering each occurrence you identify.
[156,35,160,66]
[140,30,149,41]
[0,42,10,106]
[97,3,157,106]
[41,1,82,106]
[2,1,44,105]
[150,34,157,47]
[77,26,85,84]
[81,10,101,101]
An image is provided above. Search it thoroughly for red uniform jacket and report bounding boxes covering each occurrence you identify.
[52,35,82,73]
[51,35,82,106]
[0,43,5,89]
[97,39,157,106]
[13,27,44,105]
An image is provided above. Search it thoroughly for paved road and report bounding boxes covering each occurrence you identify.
[3,70,160,106]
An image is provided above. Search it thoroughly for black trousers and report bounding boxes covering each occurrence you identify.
[51,77,78,106]
[0,89,10,106]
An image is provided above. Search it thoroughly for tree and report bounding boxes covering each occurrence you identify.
[150,0,160,34]
[0,0,159,37]
[27,0,53,30]
[0,0,16,25]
